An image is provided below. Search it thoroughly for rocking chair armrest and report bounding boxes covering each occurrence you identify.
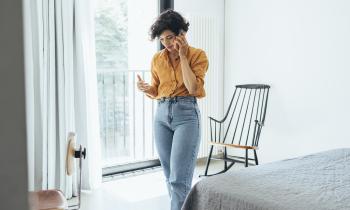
[208,116,224,123]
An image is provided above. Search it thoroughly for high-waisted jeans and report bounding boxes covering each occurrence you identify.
[154,96,201,210]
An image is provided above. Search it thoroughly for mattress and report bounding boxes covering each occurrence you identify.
[182,148,350,210]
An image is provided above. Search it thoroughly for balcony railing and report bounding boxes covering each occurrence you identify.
[97,70,158,168]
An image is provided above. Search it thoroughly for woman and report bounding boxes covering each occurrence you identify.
[137,9,208,210]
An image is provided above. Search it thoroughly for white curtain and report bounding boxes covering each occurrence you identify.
[24,0,101,197]
[74,0,102,190]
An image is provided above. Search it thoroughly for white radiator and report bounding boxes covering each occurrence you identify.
[186,16,224,158]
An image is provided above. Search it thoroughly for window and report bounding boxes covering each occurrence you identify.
[95,0,173,175]
[95,0,159,170]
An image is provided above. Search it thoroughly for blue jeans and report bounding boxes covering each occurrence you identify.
[154,96,201,210]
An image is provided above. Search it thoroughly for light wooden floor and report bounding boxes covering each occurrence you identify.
[74,159,244,210]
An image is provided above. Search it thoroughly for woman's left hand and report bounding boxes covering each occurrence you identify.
[174,34,189,57]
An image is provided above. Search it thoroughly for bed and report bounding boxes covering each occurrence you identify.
[182,148,350,210]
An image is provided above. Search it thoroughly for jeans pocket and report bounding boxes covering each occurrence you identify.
[177,101,194,110]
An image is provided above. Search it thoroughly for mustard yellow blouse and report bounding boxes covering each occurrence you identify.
[149,46,209,99]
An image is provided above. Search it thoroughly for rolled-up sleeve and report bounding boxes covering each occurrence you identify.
[191,50,209,96]
[146,55,160,99]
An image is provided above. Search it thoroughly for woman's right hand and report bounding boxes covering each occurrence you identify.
[137,74,152,94]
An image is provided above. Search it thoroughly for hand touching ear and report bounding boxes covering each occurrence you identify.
[174,32,188,57]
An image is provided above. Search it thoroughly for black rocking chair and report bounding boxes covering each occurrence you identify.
[201,84,270,177]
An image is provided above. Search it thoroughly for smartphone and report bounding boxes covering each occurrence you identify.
[174,30,185,51]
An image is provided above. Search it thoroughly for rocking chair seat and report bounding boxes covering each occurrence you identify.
[209,142,259,150]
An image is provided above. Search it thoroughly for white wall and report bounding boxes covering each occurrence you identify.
[0,0,29,209]
[175,0,224,18]
[225,0,350,162]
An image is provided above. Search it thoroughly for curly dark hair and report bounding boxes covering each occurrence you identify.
[149,9,189,40]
